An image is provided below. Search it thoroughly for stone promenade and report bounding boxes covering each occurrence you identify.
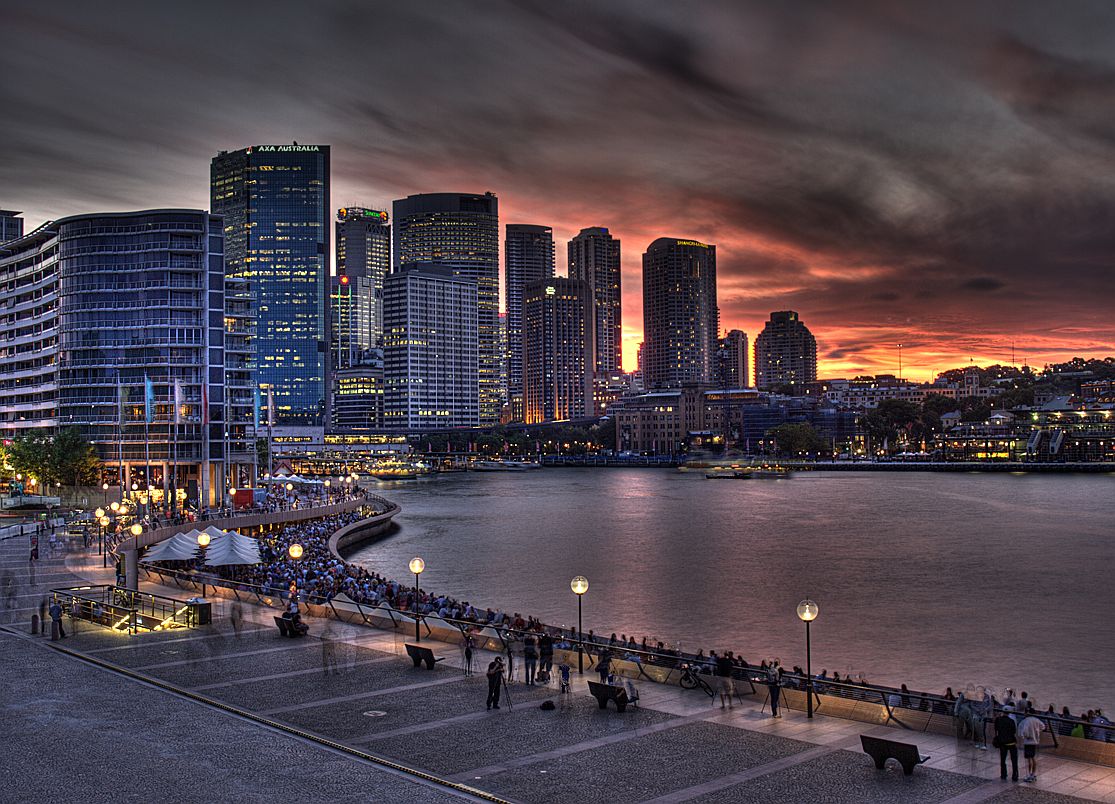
[2,529,1113,803]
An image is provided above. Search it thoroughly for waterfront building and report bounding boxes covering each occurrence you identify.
[522,278,594,424]
[718,329,750,388]
[211,144,330,426]
[333,207,390,367]
[505,225,554,410]
[568,227,622,383]
[382,264,478,430]
[392,192,500,424]
[331,357,384,431]
[0,210,23,244]
[754,310,817,389]
[940,405,1115,462]
[0,210,230,504]
[642,238,719,391]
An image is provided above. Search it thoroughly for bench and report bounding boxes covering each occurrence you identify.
[274,615,306,638]
[588,680,629,713]
[405,642,444,670]
[860,735,929,775]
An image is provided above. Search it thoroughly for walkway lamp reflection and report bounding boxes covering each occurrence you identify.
[570,575,589,674]
[409,557,425,642]
[796,599,819,719]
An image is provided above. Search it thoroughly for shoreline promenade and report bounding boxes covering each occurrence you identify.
[3,519,1115,802]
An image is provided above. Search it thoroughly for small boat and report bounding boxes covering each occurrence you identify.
[705,465,792,480]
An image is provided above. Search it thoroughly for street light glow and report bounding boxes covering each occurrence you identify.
[570,575,589,595]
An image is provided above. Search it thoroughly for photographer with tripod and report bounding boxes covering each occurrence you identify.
[486,657,505,710]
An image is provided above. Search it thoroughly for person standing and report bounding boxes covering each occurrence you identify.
[716,650,735,710]
[523,634,538,686]
[768,666,783,717]
[596,649,612,685]
[994,707,1019,781]
[1018,711,1046,782]
[463,633,475,677]
[48,599,66,638]
[539,632,554,679]
[486,658,503,710]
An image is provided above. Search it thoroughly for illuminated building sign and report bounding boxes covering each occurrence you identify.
[249,144,322,153]
[675,240,708,248]
[545,285,556,295]
[338,208,388,222]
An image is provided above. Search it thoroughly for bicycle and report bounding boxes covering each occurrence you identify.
[678,662,715,697]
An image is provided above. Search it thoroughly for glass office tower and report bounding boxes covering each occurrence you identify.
[211,144,330,425]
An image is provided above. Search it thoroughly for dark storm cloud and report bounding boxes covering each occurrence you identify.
[1,0,1113,375]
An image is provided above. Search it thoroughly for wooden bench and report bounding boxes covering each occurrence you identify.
[860,735,929,775]
[274,615,306,638]
[588,680,630,713]
[405,642,444,670]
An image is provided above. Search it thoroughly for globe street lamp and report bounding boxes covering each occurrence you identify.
[570,575,589,674]
[796,599,819,718]
[409,557,425,642]
[98,515,110,566]
[102,482,109,505]
[288,543,303,559]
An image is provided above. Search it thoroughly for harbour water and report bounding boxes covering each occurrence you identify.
[348,469,1115,711]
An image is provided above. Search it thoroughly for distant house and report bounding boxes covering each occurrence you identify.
[940,411,962,430]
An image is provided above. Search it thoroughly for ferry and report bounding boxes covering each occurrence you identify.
[371,461,427,480]
[705,465,792,480]
[471,460,543,472]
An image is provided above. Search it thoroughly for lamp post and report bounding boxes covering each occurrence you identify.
[98,515,109,567]
[197,532,212,597]
[102,482,109,506]
[570,575,588,674]
[796,599,819,718]
[409,557,425,642]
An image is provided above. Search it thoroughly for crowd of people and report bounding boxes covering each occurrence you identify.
[143,509,1115,747]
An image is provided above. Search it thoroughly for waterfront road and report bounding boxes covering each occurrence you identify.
[2,535,1113,802]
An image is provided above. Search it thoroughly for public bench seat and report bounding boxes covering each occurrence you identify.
[405,642,443,670]
[274,615,305,638]
[860,734,929,775]
[588,680,629,713]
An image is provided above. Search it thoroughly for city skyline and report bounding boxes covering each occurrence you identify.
[4,2,1115,381]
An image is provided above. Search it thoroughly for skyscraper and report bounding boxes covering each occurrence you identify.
[754,311,818,388]
[0,210,228,505]
[505,224,554,405]
[523,278,594,424]
[568,227,622,379]
[0,210,23,244]
[211,143,330,425]
[333,207,390,367]
[383,264,478,429]
[641,238,719,390]
[718,329,750,388]
[392,192,500,423]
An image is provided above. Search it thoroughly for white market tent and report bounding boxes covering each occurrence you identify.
[144,527,261,566]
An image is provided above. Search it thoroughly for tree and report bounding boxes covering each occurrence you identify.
[766,423,826,457]
[4,427,98,487]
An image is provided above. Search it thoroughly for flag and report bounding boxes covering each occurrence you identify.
[117,374,127,427]
[267,387,275,426]
[202,382,209,425]
[253,387,261,429]
[144,375,155,424]
[174,379,184,424]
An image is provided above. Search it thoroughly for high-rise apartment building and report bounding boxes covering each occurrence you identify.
[641,238,719,390]
[568,227,622,380]
[333,207,390,367]
[718,329,750,388]
[505,224,554,404]
[0,210,23,244]
[754,311,817,388]
[392,192,499,423]
[0,210,230,505]
[211,144,330,426]
[523,278,594,424]
[383,264,478,430]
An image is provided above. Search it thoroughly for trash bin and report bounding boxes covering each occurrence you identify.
[189,601,212,626]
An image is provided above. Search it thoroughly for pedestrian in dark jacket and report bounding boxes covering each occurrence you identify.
[994,710,1019,781]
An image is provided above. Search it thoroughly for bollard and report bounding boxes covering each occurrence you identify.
[31,614,39,635]
[51,620,60,641]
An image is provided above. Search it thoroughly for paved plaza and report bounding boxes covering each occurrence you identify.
[3,531,1115,803]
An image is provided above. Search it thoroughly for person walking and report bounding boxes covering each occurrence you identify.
[48,599,66,638]
[1019,711,1046,782]
[994,707,1019,781]
[539,632,554,679]
[596,649,612,685]
[523,634,538,686]
[230,600,244,638]
[716,650,736,709]
[486,658,503,710]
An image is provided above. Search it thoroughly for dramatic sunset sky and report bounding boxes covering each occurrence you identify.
[3,1,1114,380]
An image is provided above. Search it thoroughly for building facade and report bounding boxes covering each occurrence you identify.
[0,210,230,505]
[642,238,719,390]
[0,210,22,244]
[211,144,330,426]
[718,329,750,388]
[331,358,384,431]
[522,278,594,424]
[383,264,478,430]
[568,227,622,381]
[504,224,554,407]
[754,311,817,389]
[333,206,390,368]
[392,192,500,423]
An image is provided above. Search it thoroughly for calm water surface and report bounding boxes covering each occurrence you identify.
[348,469,1115,710]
